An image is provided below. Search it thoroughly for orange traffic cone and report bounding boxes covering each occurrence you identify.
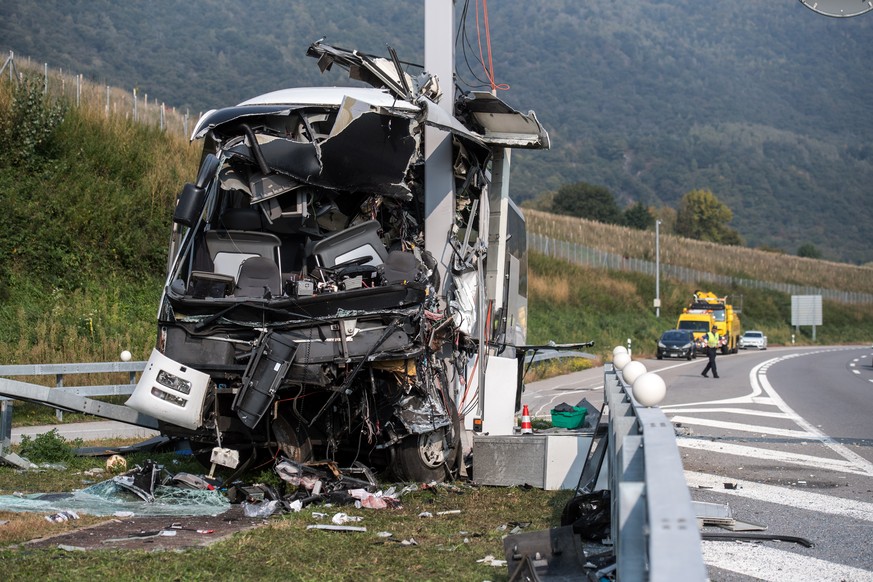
[520,404,533,434]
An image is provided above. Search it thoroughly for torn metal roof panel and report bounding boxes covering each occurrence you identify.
[461,92,550,149]
[239,86,418,111]
[191,88,419,141]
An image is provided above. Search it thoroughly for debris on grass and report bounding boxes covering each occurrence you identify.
[331,512,363,525]
[44,510,79,523]
[476,554,507,567]
[306,524,367,533]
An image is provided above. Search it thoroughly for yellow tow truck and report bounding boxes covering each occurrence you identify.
[679,291,741,354]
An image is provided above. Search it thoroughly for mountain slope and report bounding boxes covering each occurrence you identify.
[1,0,870,262]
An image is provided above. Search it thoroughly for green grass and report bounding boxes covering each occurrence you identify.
[0,483,570,582]
[0,436,572,582]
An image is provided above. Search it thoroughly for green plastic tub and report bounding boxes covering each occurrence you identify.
[550,406,587,429]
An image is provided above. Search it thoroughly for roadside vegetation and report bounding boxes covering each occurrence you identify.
[0,431,570,581]
[0,481,570,582]
[0,76,196,368]
[526,210,873,294]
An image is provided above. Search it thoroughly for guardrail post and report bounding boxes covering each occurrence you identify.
[0,398,12,454]
[55,373,64,422]
[638,407,707,580]
[618,436,646,579]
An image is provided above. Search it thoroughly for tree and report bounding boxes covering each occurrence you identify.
[675,188,743,245]
[623,202,654,230]
[520,190,555,212]
[551,181,623,225]
[0,75,66,169]
[797,243,822,259]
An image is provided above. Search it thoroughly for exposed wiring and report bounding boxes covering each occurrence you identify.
[456,0,491,89]
[475,0,509,92]
[455,0,510,92]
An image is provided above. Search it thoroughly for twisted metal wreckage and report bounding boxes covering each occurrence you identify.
[125,41,551,482]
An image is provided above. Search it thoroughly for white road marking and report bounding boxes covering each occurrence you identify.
[664,407,789,419]
[665,352,873,478]
[678,439,868,475]
[702,542,873,581]
[686,471,873,522]
[753,356,873,477]
[670,416,811,438]
[672,350,873,578]
[663,360,768,408]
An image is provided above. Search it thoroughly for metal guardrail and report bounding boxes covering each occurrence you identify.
[0,361,149,450]
[604,364,707,580]
[0,361,146,396]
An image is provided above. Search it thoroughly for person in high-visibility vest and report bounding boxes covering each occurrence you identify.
[701,325,720,378]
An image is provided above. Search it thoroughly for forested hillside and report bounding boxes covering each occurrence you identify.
[1,0,871,263]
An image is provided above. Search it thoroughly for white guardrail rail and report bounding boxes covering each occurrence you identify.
[0,361,155,454]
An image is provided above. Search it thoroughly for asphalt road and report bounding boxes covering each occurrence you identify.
[527,345,873,581]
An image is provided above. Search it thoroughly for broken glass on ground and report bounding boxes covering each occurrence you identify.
[0,450,426,526]
[0,460,228,517]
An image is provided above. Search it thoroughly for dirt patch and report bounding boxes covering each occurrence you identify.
[21,506,265,551]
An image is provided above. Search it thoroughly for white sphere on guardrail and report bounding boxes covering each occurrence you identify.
[613,345,628,356]
[120,350,132,362]
[613,351,632,370]
[632,372,666,407]
[621,360,647,385]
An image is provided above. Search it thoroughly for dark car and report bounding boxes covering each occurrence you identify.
[657,329,696,360]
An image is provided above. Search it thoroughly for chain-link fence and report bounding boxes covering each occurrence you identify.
[1,50,192,137]
[530,232,873,305]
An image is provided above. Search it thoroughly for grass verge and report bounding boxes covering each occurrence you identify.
[0,436,573,581]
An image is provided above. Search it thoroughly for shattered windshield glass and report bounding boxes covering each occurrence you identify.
[0,479,228,517]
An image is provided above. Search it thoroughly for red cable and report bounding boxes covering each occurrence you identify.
[483,0,495,88]
[475,0,509,92]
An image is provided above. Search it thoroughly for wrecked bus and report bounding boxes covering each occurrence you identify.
[125,41,549,482]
